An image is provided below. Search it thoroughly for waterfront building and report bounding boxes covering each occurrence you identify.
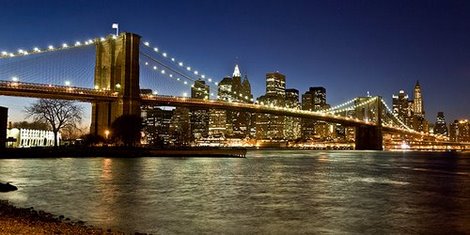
[169,107,191,146]
[6,128,58,148]
[449,119,470,142]
[284,89,301,140]
[190,80,210,140]
[141,106,173,146]
[434,112,448,136]
[256,71,286,140]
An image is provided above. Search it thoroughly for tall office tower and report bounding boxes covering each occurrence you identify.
[256,72,287,140]
[392,90,413,127]
[434,112,448,136]
[449,119,470,142]
[169,107,191,146]
[412,80,427,132]
[208,65,253,139]
[141,105,173,146]
[266,72,286,97]
[284,89,301,140]
[413,81,424,117]
[190,80,210,140]
[301,87,327,139]
[231,65,253,138]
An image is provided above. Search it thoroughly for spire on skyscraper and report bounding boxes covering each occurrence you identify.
[233,64,241,78]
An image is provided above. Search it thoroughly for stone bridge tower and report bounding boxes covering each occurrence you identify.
[355,96,383,150]
[90,33,141,137]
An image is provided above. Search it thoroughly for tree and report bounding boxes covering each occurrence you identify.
[110,114,143,147]
[12,120,49,130]
[25,99,83,147]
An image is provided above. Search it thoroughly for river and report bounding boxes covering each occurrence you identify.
[1,150,469,234]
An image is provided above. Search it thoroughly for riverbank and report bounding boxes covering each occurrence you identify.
[0,146,247,158]
[0,200,129,235]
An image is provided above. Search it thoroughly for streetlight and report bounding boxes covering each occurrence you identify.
[105,130,110,139]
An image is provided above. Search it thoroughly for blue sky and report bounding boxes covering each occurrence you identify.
[0,0,469,125]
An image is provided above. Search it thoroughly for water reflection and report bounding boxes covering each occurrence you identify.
[0,151,469,234]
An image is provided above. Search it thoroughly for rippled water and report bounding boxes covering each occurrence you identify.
[1,150,469,234]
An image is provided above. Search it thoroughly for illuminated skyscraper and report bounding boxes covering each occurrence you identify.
[256,72,286,140]
[190,80,210,140]
[301,87,328,139]
[284,89,301,140]
[209,65,253,139]
[266,72,286,97]
[413,81,424,117]
[434,112,448,136]
[449,119,470,142]
[392,90,413,127]
[412,80,427,132]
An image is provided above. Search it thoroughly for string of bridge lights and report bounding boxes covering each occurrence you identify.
[323,96,378,115]
[140,47,254,102]
[140,39,227,92]
[379,98,413,131]
[141,57,219,98]
[0,35,113,59]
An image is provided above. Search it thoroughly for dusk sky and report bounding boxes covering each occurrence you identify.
[0,0,469,124]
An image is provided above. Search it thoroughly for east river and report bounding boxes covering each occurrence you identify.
[1,150,469,234]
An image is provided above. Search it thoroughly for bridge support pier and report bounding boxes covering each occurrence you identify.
[90,32,141,137]
[355,125,383,150]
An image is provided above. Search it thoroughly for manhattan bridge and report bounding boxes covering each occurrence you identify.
[0,32,456,150]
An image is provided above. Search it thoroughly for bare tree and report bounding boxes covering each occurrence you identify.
[25,99,83,147]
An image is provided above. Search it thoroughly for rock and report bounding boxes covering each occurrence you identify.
[0,182,18,192]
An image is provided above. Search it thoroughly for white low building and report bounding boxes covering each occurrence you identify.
[7,128,60,148]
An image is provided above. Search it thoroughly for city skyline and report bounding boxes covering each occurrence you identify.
[0,0,469,123]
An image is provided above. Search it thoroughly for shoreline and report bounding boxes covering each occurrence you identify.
[0,146,247,158]
[0,200,132,235]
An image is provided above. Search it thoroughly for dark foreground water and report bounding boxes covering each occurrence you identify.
[1,150,469,234]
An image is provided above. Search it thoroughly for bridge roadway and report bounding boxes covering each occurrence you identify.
[0,81,435,138]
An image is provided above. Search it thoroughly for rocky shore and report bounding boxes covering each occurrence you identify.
[0,200,140,235]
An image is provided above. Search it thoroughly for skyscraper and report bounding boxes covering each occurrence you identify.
[412,80,427,132]
[434,112,448,136]
[449,120,470,142]
[266,72,286,97]
[301,87,328,139]
[190,80,210,140]
[392,90,413,127]
[209,65,253,139]
[256,72,286,140]
[141,106,173,146]
[413,81,424,117]
[284,89,301,140]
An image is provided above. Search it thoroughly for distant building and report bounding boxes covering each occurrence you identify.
[7,128,58,148]
[412,80,427,132]
[392,90,413,127]
[0,106,6,149]
[434,112,448,136]
[284,89,301,140]
[301,87,328,140]
[449,119,470,142]
[190,80,210,140]
[141,106,173,146]
[169,107,191,146]
[209,65,253,139]
[256,72,286,140]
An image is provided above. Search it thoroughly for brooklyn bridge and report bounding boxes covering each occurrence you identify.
[0,32,455,150]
